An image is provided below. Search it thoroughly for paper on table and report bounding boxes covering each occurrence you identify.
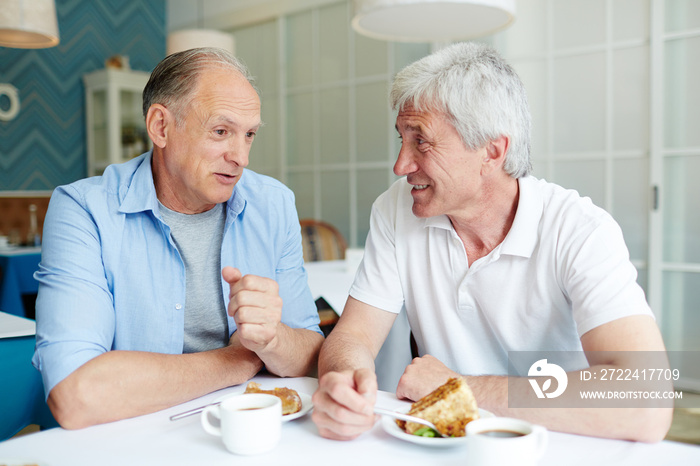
[0,311,36,338]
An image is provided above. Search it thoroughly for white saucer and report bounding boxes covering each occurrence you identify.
[214,391,313,422]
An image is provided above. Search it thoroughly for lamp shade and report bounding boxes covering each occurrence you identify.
[0,0,59,49]
[166,29,235,56]
[351,0,515,42]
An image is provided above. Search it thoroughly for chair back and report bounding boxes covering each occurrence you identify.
[0,334,58,440]
[299,219,347,262]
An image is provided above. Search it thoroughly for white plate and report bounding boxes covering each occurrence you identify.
[214,391,313,422]
[282,392,313,422]
[380,408,494,447]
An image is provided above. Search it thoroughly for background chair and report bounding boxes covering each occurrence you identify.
[299,219,347,263]
[299,219,348,335]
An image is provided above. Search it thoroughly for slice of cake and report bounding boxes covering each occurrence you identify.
[397,377,479,437]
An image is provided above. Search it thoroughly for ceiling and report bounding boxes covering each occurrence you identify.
[167,0,338,32]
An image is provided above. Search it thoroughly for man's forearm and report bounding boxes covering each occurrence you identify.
[256,325,324,378]
[48,343,263,430]
[316,296,396,378]
[318,329,377,377]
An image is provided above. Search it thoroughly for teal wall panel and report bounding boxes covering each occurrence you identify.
[0,0,165,191]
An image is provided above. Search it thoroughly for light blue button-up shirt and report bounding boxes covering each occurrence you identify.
[33,152,320,396]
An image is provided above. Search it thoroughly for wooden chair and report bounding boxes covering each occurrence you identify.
[299,219,347,262]
[299,219,347,334]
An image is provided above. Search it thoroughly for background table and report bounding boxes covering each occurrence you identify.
[0,247,41,317]
[0,374,698,465]
[0,311,57,440]
[304,259,413,392]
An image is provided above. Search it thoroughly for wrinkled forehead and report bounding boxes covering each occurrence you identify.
[192,68,260,107]
[396,101,450,127]
[397,96,448,120]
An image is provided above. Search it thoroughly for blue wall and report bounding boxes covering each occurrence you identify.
[0,0,165,191]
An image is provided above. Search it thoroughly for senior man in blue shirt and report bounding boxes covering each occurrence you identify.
[33,48,324,429]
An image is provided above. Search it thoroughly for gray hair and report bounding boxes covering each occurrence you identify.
[390,42,532,178]
[142,47,257,126]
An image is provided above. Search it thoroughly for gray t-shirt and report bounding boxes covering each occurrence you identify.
[159,202,228,353]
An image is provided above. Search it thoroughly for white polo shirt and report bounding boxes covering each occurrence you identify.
[350,176,653,376]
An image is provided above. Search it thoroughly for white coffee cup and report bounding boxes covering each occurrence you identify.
[466,417,548,466]
[201,393,282,455]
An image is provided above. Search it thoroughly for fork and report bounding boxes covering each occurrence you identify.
[373,407,448,437]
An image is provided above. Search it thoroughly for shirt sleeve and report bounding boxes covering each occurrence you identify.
[274,191,323,336]
[32,185,116,398]
[561,215,654,336]
[349,186,406,314]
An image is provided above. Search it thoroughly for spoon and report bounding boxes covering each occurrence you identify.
[373,407,448,438]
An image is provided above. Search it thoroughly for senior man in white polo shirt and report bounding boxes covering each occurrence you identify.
[311,43,671,443]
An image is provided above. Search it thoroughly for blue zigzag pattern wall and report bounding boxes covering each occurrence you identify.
[0,0,165,191]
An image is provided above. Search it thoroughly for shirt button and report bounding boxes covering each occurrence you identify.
[175,303,182,310]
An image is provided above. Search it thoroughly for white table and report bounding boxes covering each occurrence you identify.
[304,260,413,392]
[0,374,698,465]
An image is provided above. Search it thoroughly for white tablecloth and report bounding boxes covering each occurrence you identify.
[304,260,412,392]
[0,375,698,465]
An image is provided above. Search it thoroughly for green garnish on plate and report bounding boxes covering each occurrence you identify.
[412,426,440,437]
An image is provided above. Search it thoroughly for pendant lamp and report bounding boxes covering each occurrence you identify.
[166,0,234,56]
[166,28,235,56]
[0,0,60,49]
[351,0,516,42]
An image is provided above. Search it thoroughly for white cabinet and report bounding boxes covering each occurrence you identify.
[83,69,152,177]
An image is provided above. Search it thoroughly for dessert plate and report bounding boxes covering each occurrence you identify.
[170,391,313,422]
[281,392,313,422]
[380,407,494,447]
[213,391,313,423]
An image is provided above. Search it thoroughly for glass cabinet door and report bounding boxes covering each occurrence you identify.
[91,89,108,167]
[84,69,150,177]
[119,89,149,161]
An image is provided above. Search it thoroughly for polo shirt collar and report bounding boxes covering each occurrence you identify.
[424,213,452,230]
[500,176,542,258]
[421,175,542,258]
